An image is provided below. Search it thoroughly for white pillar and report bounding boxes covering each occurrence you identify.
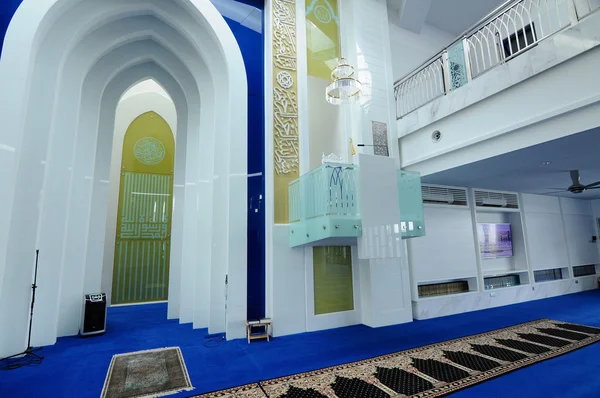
[340,0,413,327]
[356,154,412,327]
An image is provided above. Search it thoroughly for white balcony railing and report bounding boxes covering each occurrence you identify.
[394,0,600,119]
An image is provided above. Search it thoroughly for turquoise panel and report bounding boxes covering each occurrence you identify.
[447,41,469,90]
[289,163,361,247]
[398,170,425,239]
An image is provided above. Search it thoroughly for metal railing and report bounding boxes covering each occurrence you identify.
[575,0,600,18]
[288,163,359,223]
[394,0,599,119]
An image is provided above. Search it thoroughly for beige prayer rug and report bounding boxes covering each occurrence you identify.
[101,347,193,398]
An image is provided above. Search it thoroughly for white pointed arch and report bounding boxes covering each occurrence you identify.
[120,79,173,103]
[0,0,248,357]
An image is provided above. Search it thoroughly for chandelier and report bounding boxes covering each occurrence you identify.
[326,58,362,105]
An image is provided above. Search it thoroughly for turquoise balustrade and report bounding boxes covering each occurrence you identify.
[289,164,426,246]
[398,170,426,239]
[289,163,361,247]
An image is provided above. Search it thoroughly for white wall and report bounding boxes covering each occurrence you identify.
[560,197,599,267]
[307,76,346,168]
[389,22,454,82]
[409,193,598,295]
[413,275,598,320]
[521,194,570,271]
[407,206,478,284]
[101,88,177,303]
[409,192,599,320]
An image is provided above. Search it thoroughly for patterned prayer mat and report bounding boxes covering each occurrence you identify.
[101,347,193,398]
[191,319,600,397]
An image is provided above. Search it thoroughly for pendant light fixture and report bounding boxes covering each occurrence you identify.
[326,57,362,105]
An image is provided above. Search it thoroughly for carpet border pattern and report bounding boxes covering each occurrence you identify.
[191,319,600,398]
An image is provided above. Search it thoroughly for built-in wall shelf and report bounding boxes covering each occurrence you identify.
[534,267,568,283]
[483,268,529,277]
[475,207,521,213]
[416,276,478,299]
[484,272,530,290]
[409,188,600,320]
[573,264,599,277]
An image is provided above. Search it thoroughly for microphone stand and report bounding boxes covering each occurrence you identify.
[0,249,44,370]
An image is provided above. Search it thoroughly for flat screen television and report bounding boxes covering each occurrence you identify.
[477,223,513,259]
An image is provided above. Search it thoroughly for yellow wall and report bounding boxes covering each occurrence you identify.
[313,246,354,314]
[112,112,175,304]
[306,0,340,80]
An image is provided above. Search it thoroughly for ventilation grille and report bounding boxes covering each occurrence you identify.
[421,185,468,206]
[573,264,596,277]
[534,268,564,283]
[474,190,519,209]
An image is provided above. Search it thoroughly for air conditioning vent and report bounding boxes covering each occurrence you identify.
[421,185,468,206]
[474,190,519,209]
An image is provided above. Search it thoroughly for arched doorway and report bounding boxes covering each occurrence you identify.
[0,0,249,358]
[112,111,175,305]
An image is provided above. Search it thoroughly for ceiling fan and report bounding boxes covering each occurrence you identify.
[546,170,600,194]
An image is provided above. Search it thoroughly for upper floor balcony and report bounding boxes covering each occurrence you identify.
[393,0,600,175]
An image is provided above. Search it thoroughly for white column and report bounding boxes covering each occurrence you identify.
[340,0,413,327]
[356,154,412,327]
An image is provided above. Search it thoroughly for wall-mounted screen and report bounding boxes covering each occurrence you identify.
[477,223,513,259]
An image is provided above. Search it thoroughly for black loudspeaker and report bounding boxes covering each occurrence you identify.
[80,293,107,336]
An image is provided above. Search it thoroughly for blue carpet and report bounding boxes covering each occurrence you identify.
[1,290,599,397]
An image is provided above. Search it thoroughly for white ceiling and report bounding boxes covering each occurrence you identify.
[426,0,506,36]
[390,0,506,36]
[421,128,600,200]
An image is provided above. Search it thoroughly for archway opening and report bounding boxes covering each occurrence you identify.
[103,80,179,307]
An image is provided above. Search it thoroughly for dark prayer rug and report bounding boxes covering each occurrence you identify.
[191,319,600,397]
[101,347,193,398]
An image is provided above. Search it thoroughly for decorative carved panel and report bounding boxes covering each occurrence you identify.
[371,121,389,157]
[273,0,299,223]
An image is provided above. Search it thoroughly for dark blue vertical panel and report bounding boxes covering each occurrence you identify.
[0,0,22,56]
[245,95,265,319]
